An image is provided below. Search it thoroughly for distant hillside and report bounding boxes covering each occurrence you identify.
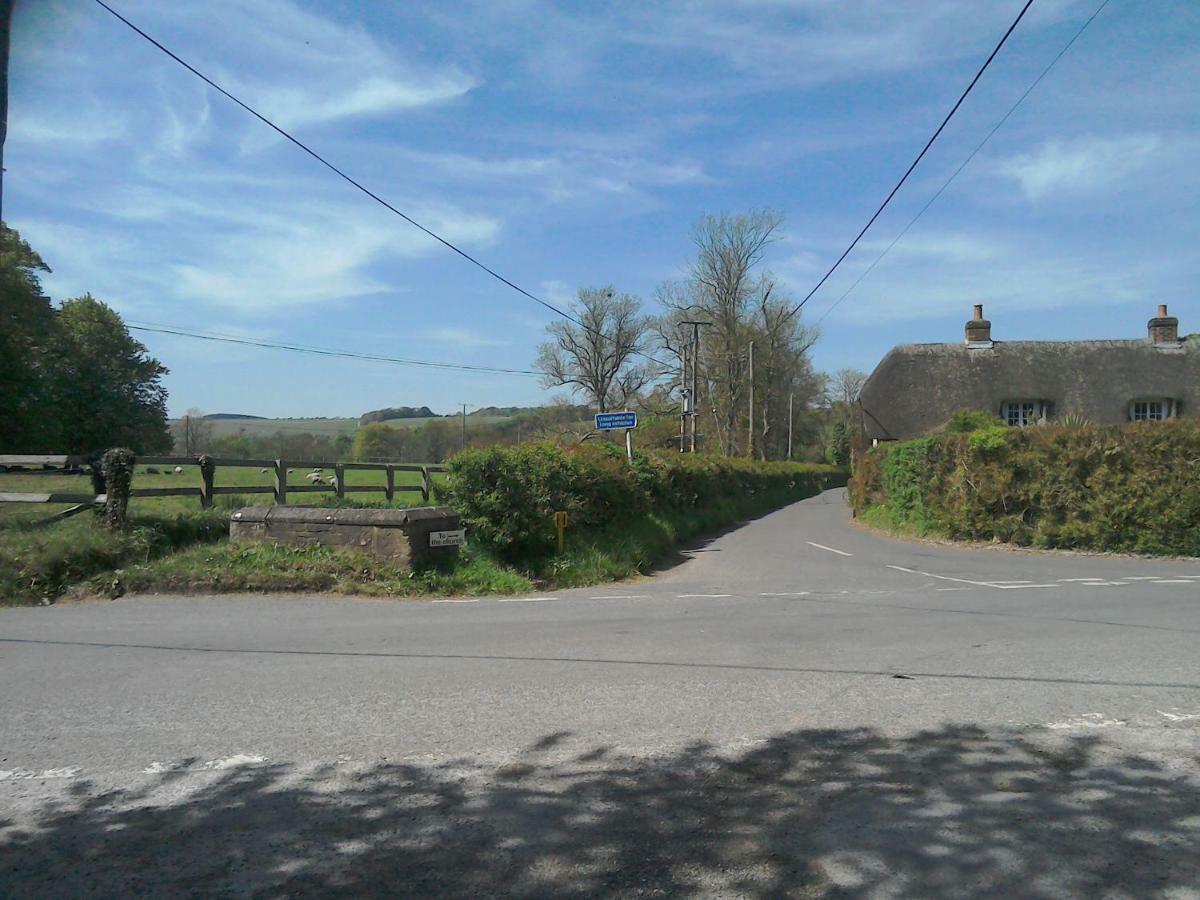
[204,413,268,421]
[359,406,438,426]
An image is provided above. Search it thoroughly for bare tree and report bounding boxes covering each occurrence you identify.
[751,277,821,460]
[658,209,785,455]
[536,287,655,413]
[175,408,213,456]
[830,368,868,407]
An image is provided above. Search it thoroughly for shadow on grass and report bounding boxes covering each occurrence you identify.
[3,724,1196,897]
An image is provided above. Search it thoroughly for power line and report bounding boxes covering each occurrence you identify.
[813,0,1112,326]
[126,322,542,377]
[91,0,671,372]
[793,0,1036,314]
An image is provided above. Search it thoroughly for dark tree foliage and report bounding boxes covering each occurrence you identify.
[55,295,172,454]
[0,224,59,450]
[0,225,172,453]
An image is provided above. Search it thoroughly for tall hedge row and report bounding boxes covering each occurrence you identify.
[850,420,1200,555]
[443,442,846,561]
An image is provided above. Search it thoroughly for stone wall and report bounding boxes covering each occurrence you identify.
[230,506,462,569]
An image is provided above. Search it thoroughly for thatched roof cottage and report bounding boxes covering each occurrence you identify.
[860,305,1198,442]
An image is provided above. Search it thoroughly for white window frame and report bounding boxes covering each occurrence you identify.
[1129,398,1176,422]
[1000,400,1044,428]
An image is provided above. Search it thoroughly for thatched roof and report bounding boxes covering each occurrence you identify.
[860,335,1200,441]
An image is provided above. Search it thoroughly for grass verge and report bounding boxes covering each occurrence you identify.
[2,482,837,606]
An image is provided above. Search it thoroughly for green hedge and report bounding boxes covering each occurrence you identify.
[442,442,846,562]
[850,419,1200,555]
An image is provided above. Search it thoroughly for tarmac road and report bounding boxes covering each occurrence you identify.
[2,489,1198,897]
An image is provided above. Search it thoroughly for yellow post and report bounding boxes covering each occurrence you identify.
[554,511,567,554]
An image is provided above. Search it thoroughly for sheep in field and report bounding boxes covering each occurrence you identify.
[173,466,183,474]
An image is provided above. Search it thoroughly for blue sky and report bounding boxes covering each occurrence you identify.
[7,0,1198,417]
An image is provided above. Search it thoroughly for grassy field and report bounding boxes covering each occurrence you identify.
[0,463,448,525]
[191,414,514,439]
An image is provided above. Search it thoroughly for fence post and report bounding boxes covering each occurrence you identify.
[198,455,215,509]
[274,459,287,505]
[334,463,345,500]
[421,466,431,504]
[100,448,135,530]
[385,464,395,502]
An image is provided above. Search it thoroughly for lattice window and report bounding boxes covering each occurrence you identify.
[1001,400,1043,427]
[1130,399,1175,421]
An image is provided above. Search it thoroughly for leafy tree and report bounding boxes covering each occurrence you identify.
[55,295,172,454]
[352,422,400,460]
[0,223,59,450]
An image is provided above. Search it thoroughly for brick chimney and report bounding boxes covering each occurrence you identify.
[965,303,992,346]
[1148,304,1179,344]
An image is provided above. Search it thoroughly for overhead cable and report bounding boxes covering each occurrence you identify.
[127,322,542,377]
[793,0,1036,314]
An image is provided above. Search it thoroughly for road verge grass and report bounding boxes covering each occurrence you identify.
[2,445,846,605]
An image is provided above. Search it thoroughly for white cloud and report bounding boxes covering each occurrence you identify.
[994,134,1163,200]
[414,326,508,349]
[168,202,499,313]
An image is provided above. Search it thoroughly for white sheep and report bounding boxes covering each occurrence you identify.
[260,467,269,474]
[326,476,337,486]
[305,472,323,484]
[173,466,183,474]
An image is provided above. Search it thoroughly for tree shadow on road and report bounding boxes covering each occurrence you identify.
[3,724,1197,897]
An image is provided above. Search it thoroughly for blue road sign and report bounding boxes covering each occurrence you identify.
[595,411,638,430]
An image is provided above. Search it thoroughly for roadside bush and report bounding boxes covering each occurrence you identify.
[943,408,1004,434]
[850,419,1200,555]
[444,441,846,562]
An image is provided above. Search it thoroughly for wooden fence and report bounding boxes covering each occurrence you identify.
[0,455,448,509]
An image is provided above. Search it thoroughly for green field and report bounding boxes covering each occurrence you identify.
[0,463,447,525]
[190,415,513,439]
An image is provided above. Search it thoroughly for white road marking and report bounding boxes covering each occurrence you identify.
[1060,578,1107,582]
[887,565,1057,590]
[677,593,732,599]
[1158,710,1200,722]
[589,595,650,600]
[935,587,969,592]
[143,754,268,775]
[432,598,480,604]
[1045,713,1126,730]
[759,591,811,597]
[0,767,81,781]
[498,597,554,603]
[806,541,853,557]
[987,580,1034,585]
[1150,580,1195,585]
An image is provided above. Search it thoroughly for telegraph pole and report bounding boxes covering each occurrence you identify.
[0,0,14,222]
[680,320,710,453]
[747,340,754,458]
[787,392,794,460]
[460,403,469,450]
[679,340,688,453]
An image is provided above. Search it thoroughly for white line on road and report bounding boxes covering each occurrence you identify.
[0,767,81,781]
[886,565,1057,590]
[1150,580,1195,585]
[677,593,733,599]
[1158,710,1200,721]
[432,599,480,604]
[806,541,853,557]
[144,754,268,775]
[499,597,555,603]
[589,595,650,600]
[759,591,811,597]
